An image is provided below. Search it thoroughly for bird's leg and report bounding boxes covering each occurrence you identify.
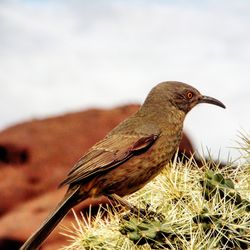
[107,193,139,214]
[107,194,164,221]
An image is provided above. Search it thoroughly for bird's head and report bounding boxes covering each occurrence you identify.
[144,81,226,114]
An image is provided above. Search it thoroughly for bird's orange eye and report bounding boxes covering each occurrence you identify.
[187,92,193,99]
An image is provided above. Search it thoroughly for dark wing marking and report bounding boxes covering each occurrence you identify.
[59,133,159,187]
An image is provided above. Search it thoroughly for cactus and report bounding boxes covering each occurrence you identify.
[193,206,249,249]
[61,134,250,250]
[201,169,250,211]
[119,213,186,249]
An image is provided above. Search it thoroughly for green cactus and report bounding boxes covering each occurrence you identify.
[201,170,250,211]
[193,207,249,249]
[196,170,250,249]
[119,214,187,249]
[61,134,250,250]
[118,170,250,249]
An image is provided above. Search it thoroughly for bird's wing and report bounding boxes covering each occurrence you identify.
[59,133,159,187]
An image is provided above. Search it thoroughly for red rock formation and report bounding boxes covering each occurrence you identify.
[0,105,197,249]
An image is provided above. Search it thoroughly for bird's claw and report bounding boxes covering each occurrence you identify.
[128,205,165,221]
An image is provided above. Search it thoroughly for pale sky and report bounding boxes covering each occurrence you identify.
[0,0,249,161]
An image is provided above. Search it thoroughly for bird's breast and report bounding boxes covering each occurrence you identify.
[99,128,183,197]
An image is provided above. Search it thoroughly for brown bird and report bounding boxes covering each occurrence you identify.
[20,81,225,250]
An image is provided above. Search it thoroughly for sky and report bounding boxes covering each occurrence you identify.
[0,0,249,161]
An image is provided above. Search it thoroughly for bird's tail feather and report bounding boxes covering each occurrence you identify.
[20,187,81,250]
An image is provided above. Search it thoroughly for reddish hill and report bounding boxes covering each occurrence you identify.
[0,105,196,250]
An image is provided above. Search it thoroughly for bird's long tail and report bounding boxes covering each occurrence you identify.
[20,186,81,250]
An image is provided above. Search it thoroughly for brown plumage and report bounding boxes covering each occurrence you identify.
[20,81,225,250]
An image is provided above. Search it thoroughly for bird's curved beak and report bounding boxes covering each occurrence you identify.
[199,95,226,109]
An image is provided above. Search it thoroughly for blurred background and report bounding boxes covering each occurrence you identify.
[0,0,249,161]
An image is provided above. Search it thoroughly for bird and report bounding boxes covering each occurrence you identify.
[20,81,225,250]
